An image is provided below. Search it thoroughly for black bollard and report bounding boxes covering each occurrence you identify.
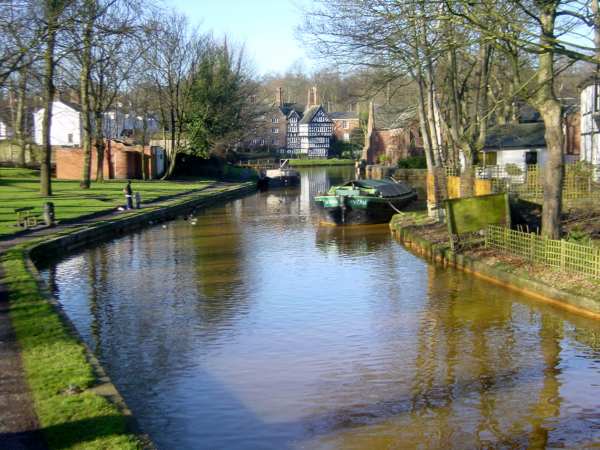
[43,202,55,226]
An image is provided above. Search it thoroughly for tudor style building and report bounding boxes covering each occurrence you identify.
[246,86,341,157]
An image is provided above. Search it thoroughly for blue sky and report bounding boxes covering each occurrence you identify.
[167,0,314,76]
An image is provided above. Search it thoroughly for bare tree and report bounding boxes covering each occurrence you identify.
[142,13,206,178]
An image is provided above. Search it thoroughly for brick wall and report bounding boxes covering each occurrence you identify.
[55,140,153,180]
[332,118,360,142]
[370,125,423,165]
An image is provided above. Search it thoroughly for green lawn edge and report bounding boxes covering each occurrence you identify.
[0,182,254,449]
[1,246,142,450]
[288,158,355,167]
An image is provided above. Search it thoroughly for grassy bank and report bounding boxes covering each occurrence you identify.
[0,168,212,238]
[288,158,355,167]
[1,246,141,449]
[390,209,600,317]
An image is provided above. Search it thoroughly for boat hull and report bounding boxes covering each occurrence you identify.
[267,175,300,188]
[315,193,416,225]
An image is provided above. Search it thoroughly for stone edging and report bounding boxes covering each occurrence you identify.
[12,182,256,448]
[391,223,600,320]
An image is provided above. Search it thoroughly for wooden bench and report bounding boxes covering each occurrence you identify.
[14,207,40,229]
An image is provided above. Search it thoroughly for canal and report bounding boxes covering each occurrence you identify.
[40,167,600,449]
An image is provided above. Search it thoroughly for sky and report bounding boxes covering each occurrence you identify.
[167,0,315,76]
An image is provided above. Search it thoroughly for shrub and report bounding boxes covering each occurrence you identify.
[397,155,427,169]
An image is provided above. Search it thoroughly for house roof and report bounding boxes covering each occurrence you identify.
[579,75,600,90]
[484,122,546,151]
[57,98,81,112]
[299,105,331,124]
[280,102,304,116]
[374,104,417,130]
[329,111,358,120]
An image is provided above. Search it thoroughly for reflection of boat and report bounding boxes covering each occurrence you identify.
[315,224,390,256]
[264,160,300,187]
[314,179,416,225]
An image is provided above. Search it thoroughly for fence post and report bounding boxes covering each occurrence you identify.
[530,231,535,263]
[560,239,566,271]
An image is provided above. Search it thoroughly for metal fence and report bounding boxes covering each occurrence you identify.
[485,225,600,279]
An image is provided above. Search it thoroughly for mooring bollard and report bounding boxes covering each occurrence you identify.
[43,202,55,226]
[135,192,141,209]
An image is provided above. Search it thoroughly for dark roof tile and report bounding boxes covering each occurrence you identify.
[484,122,546,150]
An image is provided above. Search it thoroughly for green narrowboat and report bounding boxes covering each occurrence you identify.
[314,179,417,225]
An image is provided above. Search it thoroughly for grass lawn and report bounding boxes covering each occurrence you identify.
[0,168,212,238]
[288,158,355,167]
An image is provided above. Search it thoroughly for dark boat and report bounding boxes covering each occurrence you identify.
[263,160,300,188]
[314,178,417,225]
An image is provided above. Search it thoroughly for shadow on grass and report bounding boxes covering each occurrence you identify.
[0,415,135,450]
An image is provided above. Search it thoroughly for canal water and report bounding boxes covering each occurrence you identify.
[40,167,600,449]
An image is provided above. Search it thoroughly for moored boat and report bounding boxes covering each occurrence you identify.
[314,178,416,225]
[264,160,300,187]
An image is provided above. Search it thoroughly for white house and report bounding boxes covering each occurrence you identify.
[103,110,159,139]
[34,100,161,146]
[0,119,12,140]
[33,100,82,146]
[580,78,600,165]
[482,122,547,168]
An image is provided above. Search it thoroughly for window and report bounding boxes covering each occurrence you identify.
[250,95,256,104]
[67,133,73,144]
[271,117,279,123]
[272,128,279,134]
[343,133,350,142]
[342,120,348,129]
[271,138,278,145]
[260,139,265,145]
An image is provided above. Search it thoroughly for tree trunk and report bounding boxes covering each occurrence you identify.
[94,112,105,181]
[79,0,94,189]
[163,106,177,179]
[534,4,563,239]
[15,66,27,167]
[141,116,148,180]
[41,1,58,197]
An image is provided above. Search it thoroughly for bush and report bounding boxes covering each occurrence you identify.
[397,156,427,169]
[505,163,523,176]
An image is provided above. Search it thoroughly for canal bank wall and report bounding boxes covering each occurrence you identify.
[0,182,256,450]
[390,218,600,320]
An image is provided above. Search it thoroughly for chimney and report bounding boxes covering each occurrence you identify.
[276,87,284,107]
[306,87,312,109]
[312,86,318,106]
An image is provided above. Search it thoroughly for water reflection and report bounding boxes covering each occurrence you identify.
[39,167,600,450]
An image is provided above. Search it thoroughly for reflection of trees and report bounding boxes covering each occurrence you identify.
[526,315,563,448]
[409,267,564,447]
[192,208,250,326]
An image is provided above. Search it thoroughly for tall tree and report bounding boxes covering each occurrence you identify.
[41,0,73,196]
[186,41,256,159]
[142,14,205,178]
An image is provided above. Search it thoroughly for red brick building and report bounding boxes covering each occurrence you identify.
[55,140,165,180]
[363,103,423,165]
[330,112,360,142]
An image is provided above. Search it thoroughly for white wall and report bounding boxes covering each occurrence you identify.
[496,147,547,167]
[103,111,160,139]
[33,101,81,146]
[580,84,600,164]
[0,120,11,140]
